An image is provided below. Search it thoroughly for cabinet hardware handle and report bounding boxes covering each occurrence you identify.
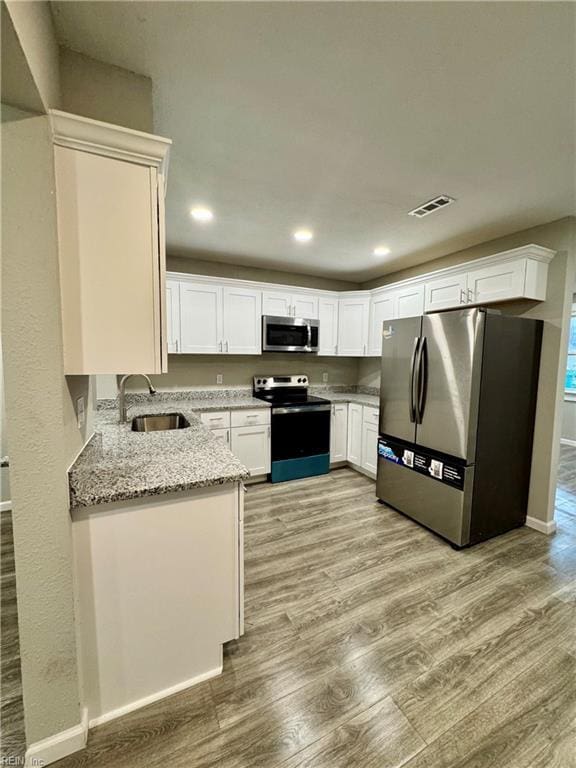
[175,339,179,353]
[219,340,223,352]
[226,340,229,353]
[468,289,474,303]
[227,429,230,443]
[460,289,466,304]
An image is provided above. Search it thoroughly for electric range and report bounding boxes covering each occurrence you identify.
[253,375,331,483]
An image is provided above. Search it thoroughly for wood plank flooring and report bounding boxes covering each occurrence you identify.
[51,455,576,768]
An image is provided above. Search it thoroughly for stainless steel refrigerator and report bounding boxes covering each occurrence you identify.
[376,308,542,547]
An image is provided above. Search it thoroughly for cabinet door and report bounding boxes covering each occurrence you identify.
[330,403,348,463]
[338,296,370,356]
[361,422,378,476]
[231,425,270,476]
[396,284,425,319]
[318,296,339,355]
[467,260,525,305]
[55,147,162,374]
[368,292,396,356]
[347,403,363,465]
[165,280,181,353]
[425,273,468,313]
[293,293,319,319]
[262,290,293,317]
[211,428,230,446]
[180,282,222,354]
[222,286,262,354]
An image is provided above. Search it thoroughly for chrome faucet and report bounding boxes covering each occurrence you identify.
[118,374,157,423]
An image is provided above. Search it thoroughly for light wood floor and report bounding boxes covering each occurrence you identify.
[48,457,576,768]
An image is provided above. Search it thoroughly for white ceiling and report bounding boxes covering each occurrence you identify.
[52,2,575,282]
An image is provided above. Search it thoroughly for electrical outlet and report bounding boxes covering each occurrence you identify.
[322,372,329,383]
[76,396,85,429]
[216,374,223,385]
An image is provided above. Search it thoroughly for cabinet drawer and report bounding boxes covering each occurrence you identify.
[200,411,231,430]
[231,409,271,428]
[211,427,230,445]
[363,406,379,426]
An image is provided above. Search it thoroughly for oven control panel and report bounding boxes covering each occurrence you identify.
[253,375,308,391]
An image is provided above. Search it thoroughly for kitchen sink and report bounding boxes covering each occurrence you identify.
[131,413,190,432]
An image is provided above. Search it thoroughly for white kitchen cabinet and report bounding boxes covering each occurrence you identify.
[347,403,363,465]
[73,482,243,725]
[338,294,370,356]
[293,293,319,319]
[425,272,468,313]
[368,291,396,356]
[330,403,348,464]
[396,283,425,319]
[318,295,339,355]
[200,411,231,430]
[52,110,171,375]
[165,279,181,353]
[211,428,230,446]
[467,260,526,306]
[361,408,379,477]
[262,289,293,318]
[222,285,262,354]
[180,281,222,354]
[262,289,318,319]
[231,424,271,477]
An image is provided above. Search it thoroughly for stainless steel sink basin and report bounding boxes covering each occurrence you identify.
[131,413,190,432]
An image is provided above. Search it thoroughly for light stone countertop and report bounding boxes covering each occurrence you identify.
[69,389,379,510]
[68,400,261,510]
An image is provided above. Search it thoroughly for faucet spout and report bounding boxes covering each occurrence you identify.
[118,374,157,423]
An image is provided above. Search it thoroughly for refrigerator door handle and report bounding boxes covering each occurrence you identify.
[409,337,420,423]
[415,336,428,423]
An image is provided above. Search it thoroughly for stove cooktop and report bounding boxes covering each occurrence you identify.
[253,392,330,408]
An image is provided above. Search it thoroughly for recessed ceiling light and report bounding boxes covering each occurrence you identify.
[190,206,214,223]
[293,228,314,243]
[373,245,391,257]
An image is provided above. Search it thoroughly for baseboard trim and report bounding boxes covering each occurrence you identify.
[526,516,557,535]
[0,500,12,512]
[87,664,223,729]
[560,438,576,448]
[25,708,88,766]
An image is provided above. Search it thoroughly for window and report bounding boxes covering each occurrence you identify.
[566,303,576,395]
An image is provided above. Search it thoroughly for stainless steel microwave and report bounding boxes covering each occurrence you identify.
[262,315,319,353]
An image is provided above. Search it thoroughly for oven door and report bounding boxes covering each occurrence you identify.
[262,316,319,353]
[271,404,331,461]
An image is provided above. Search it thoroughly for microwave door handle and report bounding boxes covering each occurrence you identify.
[307,323,312,350]
[409,337,419,423]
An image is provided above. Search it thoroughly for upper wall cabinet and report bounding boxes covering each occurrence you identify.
[424,272,468,313]
[51,111,171,375]
[338,293,370,356]
[396,283,425,319]
[318,295,339,355]
[166,279,181,354]
[262,290,319,319]
[367,291,396,356]
[178,279,262,355]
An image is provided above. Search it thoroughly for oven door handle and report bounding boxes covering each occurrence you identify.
[272,405,332,415]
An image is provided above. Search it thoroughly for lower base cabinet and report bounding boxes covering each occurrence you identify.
[330,403,348,463]
[230,424,271,477]
[346,403,379,479]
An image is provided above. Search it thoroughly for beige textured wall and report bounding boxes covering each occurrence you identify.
[59,48,153,132]
[168,255,358,292]
[360,217,576,526]
[3,0,61,110]
[2,114,82,744]
[122,353,359,392]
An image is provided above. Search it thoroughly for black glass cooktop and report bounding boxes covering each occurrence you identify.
[253,392,330,408]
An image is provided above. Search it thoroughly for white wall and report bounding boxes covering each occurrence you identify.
[561,294,576,444]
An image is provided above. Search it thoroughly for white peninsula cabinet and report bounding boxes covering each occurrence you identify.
[51,110,171,374]
[347,404,379,479]
[73,482,244,726]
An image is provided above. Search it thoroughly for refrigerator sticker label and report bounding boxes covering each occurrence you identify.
[378,442,401,463]
[429,460,443,480]
[379,438,466,490]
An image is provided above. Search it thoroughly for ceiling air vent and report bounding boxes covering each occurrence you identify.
[408,195,455,218]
